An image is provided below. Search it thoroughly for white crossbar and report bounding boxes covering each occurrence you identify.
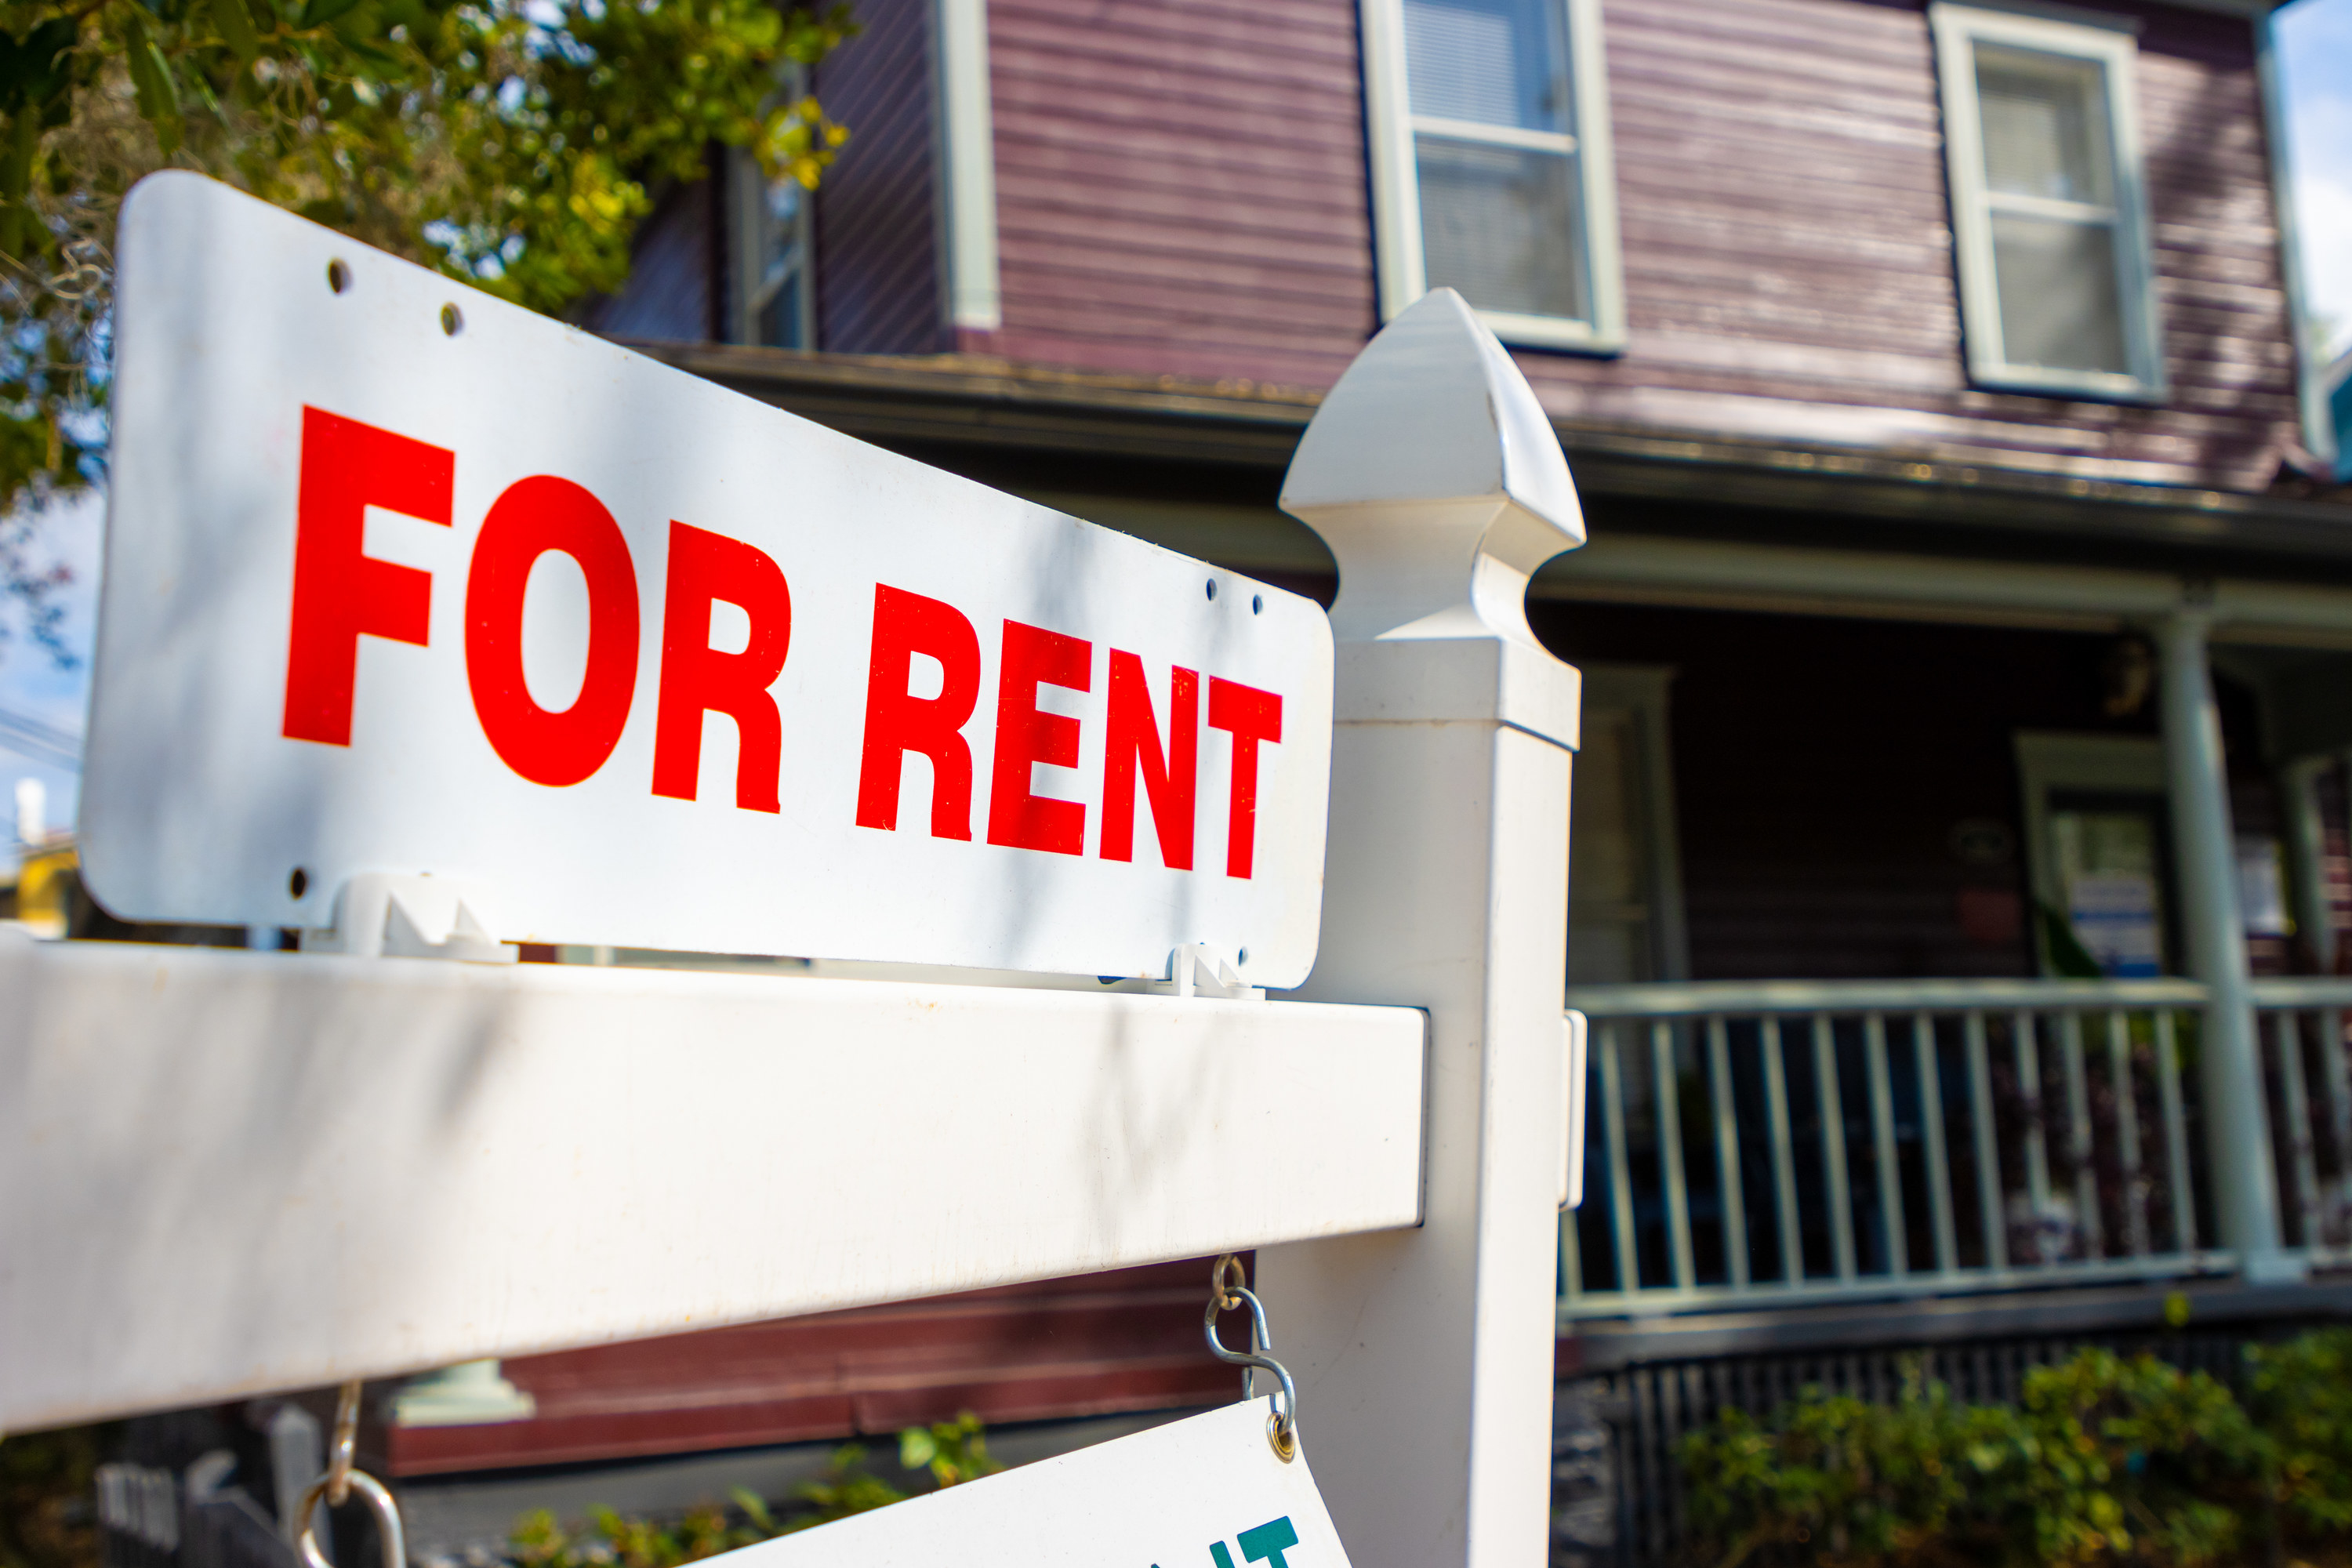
[0,935,1425,1432]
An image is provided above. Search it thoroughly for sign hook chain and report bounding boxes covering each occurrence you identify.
[293,1381,406,1568]
[1204,1254,1298,1461]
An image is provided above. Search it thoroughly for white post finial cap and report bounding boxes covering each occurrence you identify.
[1279,290,1584,643]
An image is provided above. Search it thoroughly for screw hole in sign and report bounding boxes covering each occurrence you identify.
[1239,947,1250,964]
[326,260,350,294]
[1252,595,1263,615]
[1205,579,1218,601]
[288,867,309,899]
[441,304,464,336]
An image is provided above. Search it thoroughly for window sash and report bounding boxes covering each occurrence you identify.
[1361,0,1624,352]
[1931,4,2164,401]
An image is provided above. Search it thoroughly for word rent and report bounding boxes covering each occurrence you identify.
[284,407,1283,876]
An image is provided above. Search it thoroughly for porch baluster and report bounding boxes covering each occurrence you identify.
[1966,1011,2007,1271]
[1599,1022,1639,1292]
[1707,1017,1749,1289]
[2106,1011,2149,1257]
[1915,1011,1958,1275]
[2060,1012,2100,1260]
[2016,1011,2053,1265]
[1762,1017,1804,1287]
[2154,1007,2196,1252]
[2323,1007,2352,1253]
[2275,1012,2321,1248]
[1653,1020,1697,1291]
[1863,1013,1907,1277]
[1813,1016,1857,1282]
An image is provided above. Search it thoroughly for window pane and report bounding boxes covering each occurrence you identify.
[1989,212,2126,373]
[1417,135,1588,321]
[757,267,804,350]
[1403,0,1573,132]
[1973,43,2112,205]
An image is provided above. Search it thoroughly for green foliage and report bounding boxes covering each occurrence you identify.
[0,1425,108,1568]
[2251,1327,2352,1545]
[506,1413,1008,1564]
[1682,1347,2275,1568]
[898,1411,1004,1490]
[771,1443,909,1530]
[0,0,857,516]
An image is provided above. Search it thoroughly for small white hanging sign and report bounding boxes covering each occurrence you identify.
[728,1399,1351,1568]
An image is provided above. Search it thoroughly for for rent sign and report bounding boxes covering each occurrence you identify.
[84,174,1333,983]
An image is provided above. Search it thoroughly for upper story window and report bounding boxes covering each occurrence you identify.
[728,147,814,350]
[1360,0,1624,351]
[1930,5,2165,401]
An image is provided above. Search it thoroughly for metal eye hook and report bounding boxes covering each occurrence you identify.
[294,1381,405,1568]
[325,1381,359,1505]
[1204,1254,1298,1460]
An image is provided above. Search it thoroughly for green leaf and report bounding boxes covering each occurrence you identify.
[727,1487,775,1534]
[206,0,261,61]
[897,1428,935,1471]
[295,0,365,33]
[122,14,183,147]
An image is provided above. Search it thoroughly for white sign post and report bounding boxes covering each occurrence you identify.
[87,173,1331,984]
[1261,290,1587,1568]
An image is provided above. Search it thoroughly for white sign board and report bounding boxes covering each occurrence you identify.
[735,1400,1350,1568]
[85,174,1333,983]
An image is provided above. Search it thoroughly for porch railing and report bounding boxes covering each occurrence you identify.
[1560,978,2352,1320]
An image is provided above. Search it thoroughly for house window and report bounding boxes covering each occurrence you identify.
[1930,4,2165,400]
[729,147,814,350]
[1360,0,1624,351]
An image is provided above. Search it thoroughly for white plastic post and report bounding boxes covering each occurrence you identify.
[1259,290,1584,1568]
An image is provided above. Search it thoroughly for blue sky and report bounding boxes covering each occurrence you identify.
[2,6,2348,839]
[2278,0,2352,360]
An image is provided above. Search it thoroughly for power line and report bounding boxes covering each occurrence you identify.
[0,704,83,771]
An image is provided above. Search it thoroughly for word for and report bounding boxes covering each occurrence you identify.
[282,408,1283,875]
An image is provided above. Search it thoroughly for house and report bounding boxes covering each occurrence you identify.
[99,1,2352,1565]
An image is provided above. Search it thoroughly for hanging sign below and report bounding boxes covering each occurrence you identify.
[84,173,1333,983]
[732,1399,1351,1568]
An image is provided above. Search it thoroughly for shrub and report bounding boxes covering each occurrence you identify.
[1682,1347,2274,1568]
[506,1413,1004,1566]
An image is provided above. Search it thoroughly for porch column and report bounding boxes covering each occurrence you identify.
[2158,605,2296,1281]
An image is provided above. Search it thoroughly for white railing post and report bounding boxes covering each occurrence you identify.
[1258,290,1582,1568]
[2159,604,2296,1280]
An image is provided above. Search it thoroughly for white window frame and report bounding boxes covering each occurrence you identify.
[727,62,817,353]
[1930,3,2166,401]
[1359,0,1626,353]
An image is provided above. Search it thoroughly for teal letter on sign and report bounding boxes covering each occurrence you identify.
[1209,1545,1236,1568]
[1238,1519,1299,1568]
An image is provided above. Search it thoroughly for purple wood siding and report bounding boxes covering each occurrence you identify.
[978,0,2301,492]
[979,0,1377,387]
[579,177,717,343]
[815,0,946,354]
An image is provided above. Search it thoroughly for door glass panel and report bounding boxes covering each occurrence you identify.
[1403,0,1573,132]
[1416,135,1588,320]
[2049,800,2171,977]
[1990,212,2126,373]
